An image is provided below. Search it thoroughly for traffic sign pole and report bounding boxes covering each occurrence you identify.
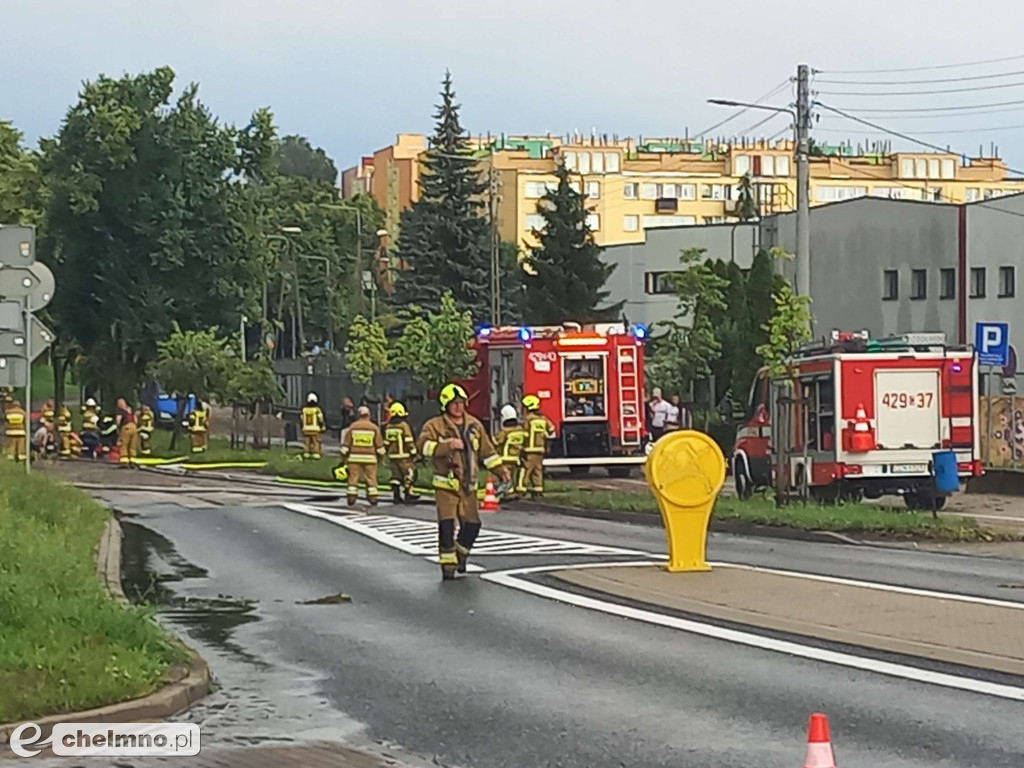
[23,298,30,474]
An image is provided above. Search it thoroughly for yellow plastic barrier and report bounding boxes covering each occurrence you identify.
[645,430,726,573]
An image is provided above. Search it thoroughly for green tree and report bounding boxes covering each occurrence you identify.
[345,315,390,385]
[274,134,338,184]
[756,281,813,380]
[735,173,759,221]
[0,121,44,225]
[224,356,283,449]
[645,248,728,396]
[394,72,499,321]
[523,159,623,324]
[393,291,478,391]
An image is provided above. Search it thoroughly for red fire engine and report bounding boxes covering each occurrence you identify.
[732,331,983,508]
[462,323,648,476]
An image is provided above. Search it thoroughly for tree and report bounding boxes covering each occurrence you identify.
[274,135,338,184]
[345,315,390,386]
[224,356,283,449]
[0,121,44,225]
[756,281,813,380]
[523,159,622,324]
[393,292,478,391]
[393,72,494,321]
[735,173,759,221]
[645,248,728,397]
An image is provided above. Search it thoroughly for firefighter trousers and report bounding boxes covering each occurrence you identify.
[59,429,72,457]
[139,429,153,456]
[434,488,482,574]
[189,429,208,453]
[389,458,416,489]
[303,432,322,459]
[346,461,380,504]
[5,433,25,461]
[118,423,139,464]
[517,453,545,494]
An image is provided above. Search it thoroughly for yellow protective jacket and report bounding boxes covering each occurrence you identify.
[494,424,526,465]
[57,407,73,433]
[4,406,26,437]
[188,406,209,433]
[341,417,386,464]
[385,420,417,460]
[524,413,557,454]
[417,414,502,493]
[139,408,155,433]
[81,406,99,433]
[301,406,325,435]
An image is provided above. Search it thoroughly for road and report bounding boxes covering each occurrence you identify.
[90,489,1024,767]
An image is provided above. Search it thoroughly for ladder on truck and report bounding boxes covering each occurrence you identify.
[617,346,642,447]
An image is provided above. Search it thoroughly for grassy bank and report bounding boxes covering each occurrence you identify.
[0,463,184,722]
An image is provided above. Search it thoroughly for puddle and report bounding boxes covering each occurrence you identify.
[298,592,352,605]
[119,520,262,662]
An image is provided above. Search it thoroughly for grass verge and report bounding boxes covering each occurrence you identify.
[0,462,185,722]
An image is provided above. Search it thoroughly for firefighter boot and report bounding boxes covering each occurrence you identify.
[439,519,458,580]
[456,522,482,574]
[392,483,403,504]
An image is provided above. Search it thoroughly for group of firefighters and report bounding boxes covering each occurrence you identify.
[300,383,556,581]
[1,388,212,464]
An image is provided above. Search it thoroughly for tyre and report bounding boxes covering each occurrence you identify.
[902,492,921,510]
[915,491,947,512]
[608,466,633,479]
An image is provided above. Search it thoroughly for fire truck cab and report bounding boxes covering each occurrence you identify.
[732,331,983,508]
[463,323,648,476]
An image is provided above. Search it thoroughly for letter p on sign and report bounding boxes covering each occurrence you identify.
[975,321,1010,367]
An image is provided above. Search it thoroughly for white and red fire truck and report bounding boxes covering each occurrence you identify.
[462,323,648,476]
[732,331,983,508]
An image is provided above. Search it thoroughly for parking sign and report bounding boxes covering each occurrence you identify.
[975,321,1010,367]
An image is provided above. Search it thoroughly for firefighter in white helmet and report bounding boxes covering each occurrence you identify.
[493,404,525,499]
[301,392,325,459]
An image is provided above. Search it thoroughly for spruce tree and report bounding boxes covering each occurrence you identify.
[523,159,623,324]
[394,72,492,320]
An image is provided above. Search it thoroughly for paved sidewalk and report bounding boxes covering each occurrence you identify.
[556,564,1024,676]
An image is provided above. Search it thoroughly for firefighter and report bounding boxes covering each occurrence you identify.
[138,404,155,456]
[493,404,526,498]
[41,399,56,428]
[339,405,386,506]
[98,411,119,455]
[187,397,210,454]
[81,397,100,435]
[57,404,74,457]
[518,394,557,498]
[385,401,419,503]
[301,393,325,459]
[116,398,139,466]
[418,383,509,581]
[4,399,27,461]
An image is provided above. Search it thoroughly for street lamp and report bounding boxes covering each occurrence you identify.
[297,252,334,349]
[707,98,810,301]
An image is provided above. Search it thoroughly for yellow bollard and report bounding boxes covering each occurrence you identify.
[645,430,726,573]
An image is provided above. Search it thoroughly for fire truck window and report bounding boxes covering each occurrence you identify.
[803,380,819,451]
[818,378,836,451]
[564,357,606,418]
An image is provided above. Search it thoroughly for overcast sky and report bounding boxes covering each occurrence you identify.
[6,0,1024,173]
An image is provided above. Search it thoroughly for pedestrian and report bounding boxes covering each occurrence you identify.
[31,421,57,458]
[384,401,419,503]
[493,404,525,499]
[418,383,509,580]
[116,398,139,466]
[301,392,325,459]
[518,394,556,498]
[648,388,671,441]
[664,394,682,433]
[340,405,386,506]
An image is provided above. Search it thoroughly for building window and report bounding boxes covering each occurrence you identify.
[815,186,868,202]
[643,215,696,229]
[591,152,604,174]
[525,213,546,232]
[703,216,727,224]
[659,183,677,199]
[525,181,547,198]
[940,268,956,299]
[605,152,620,173]
[623,182,637,199]
[761,155,776,176]
[929,188,942,202]
[586,181,600,199]
[578,152,591,174]
[910,269,927,300]
[965,188,980,202]
[928,158,940,179]
[563,152,577,171]
[941,158,955,179]
[568,181,581,194]
[678,183,697,200]
[900,158,914,178]
[970,267,986,298]
[623,215,639,232]
[776,155,791,176]
[733,155,751,176]
[701,183,729,200]
[645,272,679,295]
[883,269,899,300]
[640,182,659,200]
[999,266,1016,298]
[915,158,927,178]
[586,213,600,231]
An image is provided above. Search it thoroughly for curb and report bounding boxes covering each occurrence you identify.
[0,518,212,747]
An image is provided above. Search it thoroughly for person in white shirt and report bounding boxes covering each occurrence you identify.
[664,395,681,432]
[648,388,672,440]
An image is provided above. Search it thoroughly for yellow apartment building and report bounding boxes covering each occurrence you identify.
[342,134,1024,249]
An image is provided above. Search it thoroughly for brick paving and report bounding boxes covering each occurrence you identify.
[557,564,1024,675]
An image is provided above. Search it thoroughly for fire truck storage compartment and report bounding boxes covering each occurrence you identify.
[488,347,524,428]
[559,353,610,457]
[872,369,941,450]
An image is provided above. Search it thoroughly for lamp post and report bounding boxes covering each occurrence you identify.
[297,253,333,349]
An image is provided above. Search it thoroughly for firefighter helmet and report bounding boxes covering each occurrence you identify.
[438,383,468,410]
[500,404,518,423]
[389,401,408,418]
[522,394,541,411]
[85,397,97,407]
[307,392,318,404]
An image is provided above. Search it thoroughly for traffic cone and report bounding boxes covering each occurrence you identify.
[803,712,837,768]
[481,477,500,513]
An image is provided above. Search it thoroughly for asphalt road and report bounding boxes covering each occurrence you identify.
[95,492,1024,768]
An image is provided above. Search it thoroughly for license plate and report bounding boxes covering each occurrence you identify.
[892,463,927,474]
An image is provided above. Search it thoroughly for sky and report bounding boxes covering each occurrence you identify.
[6,0,1024,174]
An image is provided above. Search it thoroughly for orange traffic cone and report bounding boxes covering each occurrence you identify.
[481,477,500,513]
[803,713,837,768]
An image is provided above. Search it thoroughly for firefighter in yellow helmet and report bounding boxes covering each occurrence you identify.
[385,401,419,504]
[518,394,557,498]
[138,404,155,456]
[493,404,526,499]
[417,383,510,580]
[57,404,74,457]
[187,397,210,454]
[41,399,55,428]
[340,405,386,506]
[301,393,325,459]
[4,399,27,461]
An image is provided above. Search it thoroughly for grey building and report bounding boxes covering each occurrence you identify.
[603,193,1024,347]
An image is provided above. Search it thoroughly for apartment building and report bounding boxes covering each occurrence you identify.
[342,134,1024,249]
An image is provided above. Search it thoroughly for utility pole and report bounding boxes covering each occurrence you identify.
[795,63,812,302]
[488,163,501,325]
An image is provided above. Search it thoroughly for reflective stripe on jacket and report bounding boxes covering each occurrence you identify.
[341,417,385,463]
[524,414,557,453]
[385,421,417,459]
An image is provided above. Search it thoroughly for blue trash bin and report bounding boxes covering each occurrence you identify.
[932,449,959,494]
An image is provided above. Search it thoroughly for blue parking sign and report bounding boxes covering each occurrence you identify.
[975,321,1010,367]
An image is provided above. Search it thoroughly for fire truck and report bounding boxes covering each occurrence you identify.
[462,323,648,476]
[732,331,983,508]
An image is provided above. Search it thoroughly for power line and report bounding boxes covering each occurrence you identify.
[819,80,1024,97]
[694,79,790,137]
[820,53,1024,75]
[826,98,1024,114]
[832,105,1024,120]
[815,120,1024,135]
[735,111,785,136]
[816,68,1024,85]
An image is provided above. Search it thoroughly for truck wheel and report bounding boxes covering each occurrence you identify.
[915,492,947,512]
[607,466,633,479]
[902,492,921,510]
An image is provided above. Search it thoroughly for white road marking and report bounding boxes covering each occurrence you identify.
[481,561,1024,702]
